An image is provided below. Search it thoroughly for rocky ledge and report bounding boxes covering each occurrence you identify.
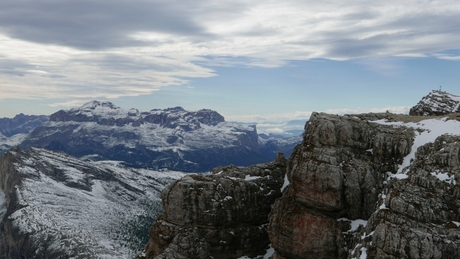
[138,154,287,259]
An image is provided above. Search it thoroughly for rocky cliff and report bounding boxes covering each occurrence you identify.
[268,111,460,259]
[21,101,299,172]
[0,147,184,258]
[410,90,460,116]
[139,107,460,259]
[139,153,287,259]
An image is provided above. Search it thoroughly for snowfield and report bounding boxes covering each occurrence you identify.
[372,117,460,178]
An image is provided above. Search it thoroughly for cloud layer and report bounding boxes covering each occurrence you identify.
[1,0,460,103]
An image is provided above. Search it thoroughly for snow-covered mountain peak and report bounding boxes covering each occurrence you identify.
[410,90,460,116]
[69,100,126,118]
[79,100,119,110]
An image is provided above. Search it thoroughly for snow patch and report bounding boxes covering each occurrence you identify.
[359,247,368,259]
[281,173,290,192]
[372,117,460,179]
[431,171,457,185]
[338,218,368,233]
[245,175,262,181]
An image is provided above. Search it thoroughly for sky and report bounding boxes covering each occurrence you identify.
[1,0,460,134]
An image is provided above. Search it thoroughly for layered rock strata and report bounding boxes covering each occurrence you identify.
[268,112,460,259]
[360,134,460,258]
[268,112,414,258]
[139,154,287,259]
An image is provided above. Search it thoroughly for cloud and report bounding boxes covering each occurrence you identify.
[0,0,459,100]
[226,106,410,123]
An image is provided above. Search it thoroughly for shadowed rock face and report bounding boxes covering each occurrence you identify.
[364,134,460,259]
[139,154,287,259]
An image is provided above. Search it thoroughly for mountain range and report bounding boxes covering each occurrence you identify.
[0,101,301,172]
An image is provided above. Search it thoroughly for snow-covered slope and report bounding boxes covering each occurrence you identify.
[409,90,460,116]
[0,147,184,258]
[21,101,299,172]
[0,133,28,154]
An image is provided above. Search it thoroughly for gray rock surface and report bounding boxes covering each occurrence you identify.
[139,154,287,259]
[268,111,460,259]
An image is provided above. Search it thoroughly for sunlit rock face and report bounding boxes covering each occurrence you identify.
[269,110,460,259]
[139,154,287,259]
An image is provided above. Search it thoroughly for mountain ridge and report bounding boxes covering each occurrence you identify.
[20,101,300,172]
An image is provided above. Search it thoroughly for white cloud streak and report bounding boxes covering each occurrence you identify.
[0,0,459,101]
[226,106,410,123]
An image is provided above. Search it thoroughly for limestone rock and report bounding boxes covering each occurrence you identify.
[268,111,460,259]
[139,155,287,259]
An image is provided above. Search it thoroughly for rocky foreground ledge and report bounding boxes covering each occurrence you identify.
[140,110,460,259]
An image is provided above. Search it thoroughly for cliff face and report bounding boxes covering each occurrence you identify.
[268,112,460,259]
[139,154,287,259]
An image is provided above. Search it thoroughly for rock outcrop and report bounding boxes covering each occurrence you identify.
[410,90,460,116]
[268,111,460,259]
[21,101,300,172]
[268,112,415,259]
[139,154,287,259]
[361,133,460,259]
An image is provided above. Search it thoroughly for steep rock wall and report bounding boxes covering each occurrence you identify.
[268,112,460,259]
[139,154,287,259]
[269,112,415,259]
